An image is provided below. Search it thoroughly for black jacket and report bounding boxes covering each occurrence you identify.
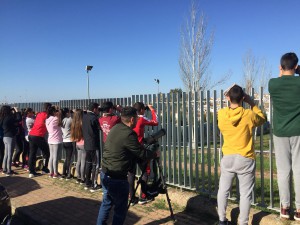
[102,123,156,179]
[82,111,100,151]
[0,112,22,137]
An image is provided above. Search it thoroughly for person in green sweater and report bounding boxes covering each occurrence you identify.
[268,52,300,221]
[217,85,266,225]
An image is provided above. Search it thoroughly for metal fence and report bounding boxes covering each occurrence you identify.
[10,88,283,211]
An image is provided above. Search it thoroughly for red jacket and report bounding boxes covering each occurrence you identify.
[133,109,159,143]
[29,112,47,137]
[99,114,121,143]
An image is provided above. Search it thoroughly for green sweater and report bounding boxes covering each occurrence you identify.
[268,75,300,137]
[102,122,155,178]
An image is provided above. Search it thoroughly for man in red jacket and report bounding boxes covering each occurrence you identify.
[28,103,52,178]
[128,102,159,205]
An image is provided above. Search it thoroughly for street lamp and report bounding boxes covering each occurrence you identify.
[85,65,93,100]
[154,78,160,94]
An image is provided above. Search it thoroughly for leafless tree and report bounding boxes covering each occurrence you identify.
[242,50,272,94]
[179,1,230,92]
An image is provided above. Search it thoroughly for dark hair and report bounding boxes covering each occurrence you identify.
[133,102,145,112]
[100,101,114,113]
[121,107,137,123]
[47,106,57,118]
[88,102,99,111]
[228,85,244,104]
[280,52,298,71]
[25,107,33,115]
[0,105,12,119]
[61,107,69,120]
[43,103,52,112]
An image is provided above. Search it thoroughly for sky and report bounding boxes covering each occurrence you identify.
[0,0,299,103]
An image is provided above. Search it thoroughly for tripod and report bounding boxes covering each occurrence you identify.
[127,149,176,222]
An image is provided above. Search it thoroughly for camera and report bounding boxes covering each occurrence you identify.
[296,66,300,75]
[144,129,166,145]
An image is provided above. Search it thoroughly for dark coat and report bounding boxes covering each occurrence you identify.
[102,123,156,178]
[82,111,100,151]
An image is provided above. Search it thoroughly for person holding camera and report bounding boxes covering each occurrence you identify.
[128,102,159,205]
[217,85,266,225]
[269,52,300,221]
[96,106,157,225]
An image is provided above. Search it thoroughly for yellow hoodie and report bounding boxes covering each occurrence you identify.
[218,105,266,159]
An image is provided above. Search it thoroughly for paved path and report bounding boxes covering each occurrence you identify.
[0,166,217,225]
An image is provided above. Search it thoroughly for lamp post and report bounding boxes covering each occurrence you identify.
[85,65,93,100]
[154,78,160,94]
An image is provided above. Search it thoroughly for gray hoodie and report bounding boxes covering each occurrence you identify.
[62,117,72,142]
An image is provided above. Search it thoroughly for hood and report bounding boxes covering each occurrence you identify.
[224,107,244,126]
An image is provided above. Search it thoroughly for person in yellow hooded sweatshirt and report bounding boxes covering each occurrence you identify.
[217,84,266,225]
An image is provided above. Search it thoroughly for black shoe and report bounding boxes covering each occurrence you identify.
[84,184,92,190]
[65,175,72,181]
[90,184,102,193]
[29,172,41,178]
[138,196,154,205]
[129,196,139,206]
[41,167,50,174]
[219,220,232,225]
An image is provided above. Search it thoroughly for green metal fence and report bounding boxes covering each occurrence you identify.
[9,88,284,212]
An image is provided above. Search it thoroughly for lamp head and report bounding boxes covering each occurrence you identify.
[85,65,93,71]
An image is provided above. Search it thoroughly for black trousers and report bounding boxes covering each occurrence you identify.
[62,142,75,176]
[85,150,97,186]
[28,135,50,174]
[22,140,30,165]
[12,134,25,163]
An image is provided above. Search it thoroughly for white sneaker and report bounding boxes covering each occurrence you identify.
[29,173,35,178]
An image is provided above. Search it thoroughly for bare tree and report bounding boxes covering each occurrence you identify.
[259,57,272,91]
[179,1,230,92]
[242,50,272,94]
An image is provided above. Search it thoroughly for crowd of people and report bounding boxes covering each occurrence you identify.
[0,101,158,198]
[1,52,300,225]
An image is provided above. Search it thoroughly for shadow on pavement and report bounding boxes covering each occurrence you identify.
[15,196,141,225]
[0,176,41,198]
[144,194,219,225]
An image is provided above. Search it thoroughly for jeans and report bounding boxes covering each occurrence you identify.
[76,145,86,181]
[48,143,62,175]
[3,137,16,173]
[62,142,74,177]
[85,150,97,186]
[97,172,129,225]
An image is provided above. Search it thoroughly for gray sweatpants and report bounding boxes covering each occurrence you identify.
[273,135,300,209]
[2,137,16,173]
[48,143,62,175]
[217,154,255,225]
[76,145,86,181]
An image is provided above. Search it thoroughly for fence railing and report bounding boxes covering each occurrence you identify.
[9,88,284,211]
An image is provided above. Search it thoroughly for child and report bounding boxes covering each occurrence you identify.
[128,102,159,205]
[217,85,266,225]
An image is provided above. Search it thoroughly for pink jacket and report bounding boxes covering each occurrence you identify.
[46,116,63,144]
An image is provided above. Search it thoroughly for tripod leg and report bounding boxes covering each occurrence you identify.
[157,158,176,222]
[127,165,148,210]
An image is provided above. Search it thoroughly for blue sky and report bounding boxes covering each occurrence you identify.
[0,0,299,103]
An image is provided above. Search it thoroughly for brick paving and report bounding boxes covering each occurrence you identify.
[0,166,217,225]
